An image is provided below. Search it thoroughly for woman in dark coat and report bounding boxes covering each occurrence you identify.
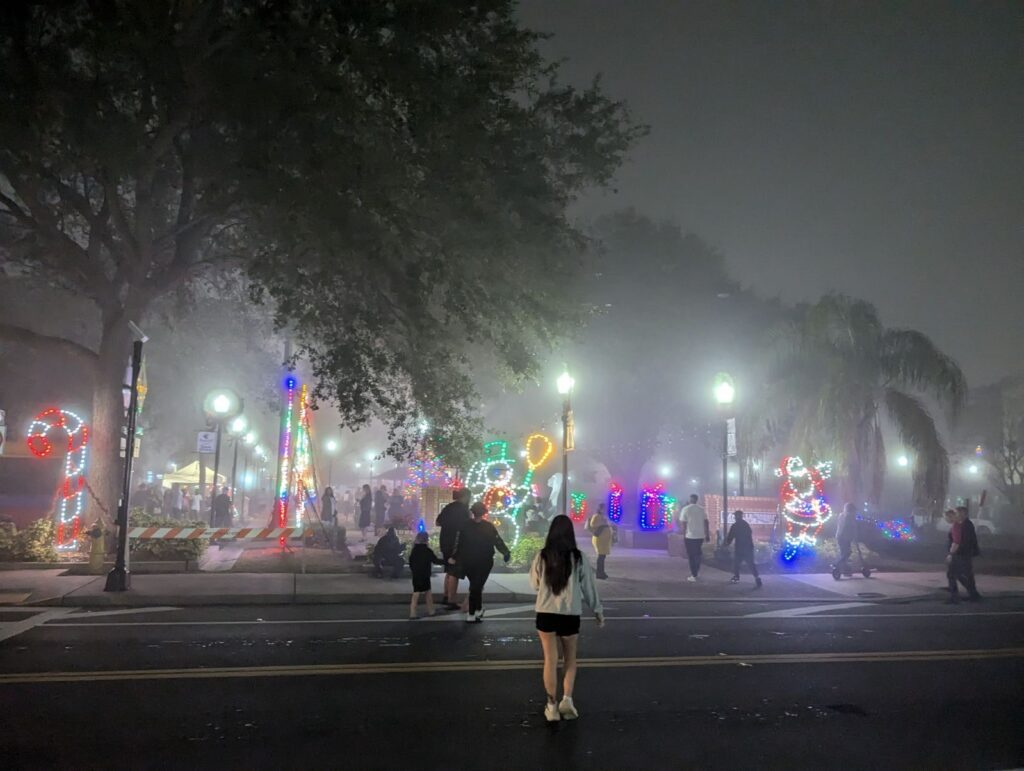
[358,484,372,541]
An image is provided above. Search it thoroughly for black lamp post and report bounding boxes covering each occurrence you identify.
[713,372,735,544]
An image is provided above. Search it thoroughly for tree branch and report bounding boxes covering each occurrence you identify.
[0,321,99,367]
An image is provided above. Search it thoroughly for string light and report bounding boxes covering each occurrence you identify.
[408,446,453,488]
[275,377,297,528]
[775,455,833,561]
[607,482,624,524]
[26,407,89,548]
[877,518,915,541]
[639,483,671,531]
[569,491,588,523]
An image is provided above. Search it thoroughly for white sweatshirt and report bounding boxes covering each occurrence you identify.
[529,552,604,617]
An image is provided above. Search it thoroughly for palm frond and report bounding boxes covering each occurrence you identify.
[881,329,967,417]
[885,388,950,512]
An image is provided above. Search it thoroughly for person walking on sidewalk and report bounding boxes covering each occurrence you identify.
[213,486,232,528]
[725,510,762,588]
[408,531,444,619]
[675,494,709,582]
[436,488,471,609]
[586,503,612,579]
[529,514,605,723]
[946,507,982,603]
[449,501,510,623]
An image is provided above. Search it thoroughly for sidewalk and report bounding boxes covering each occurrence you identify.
[2,546,1022,607]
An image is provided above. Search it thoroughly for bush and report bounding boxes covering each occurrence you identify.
[0,519,59,562]
[128,508,207,562]
[509,534,545,570]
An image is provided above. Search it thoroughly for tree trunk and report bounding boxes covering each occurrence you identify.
[87,323,132,532]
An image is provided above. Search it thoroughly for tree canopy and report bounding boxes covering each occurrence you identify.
[0,0,644,516]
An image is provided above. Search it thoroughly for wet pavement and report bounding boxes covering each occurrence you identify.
[2,597,1023,769]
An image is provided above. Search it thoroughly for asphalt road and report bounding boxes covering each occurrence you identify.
[2,597,1023,770]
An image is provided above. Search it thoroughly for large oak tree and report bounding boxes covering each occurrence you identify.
[0,1,643,525]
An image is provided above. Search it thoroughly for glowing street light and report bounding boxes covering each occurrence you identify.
[202,388,243,525]
[897,455,909,468]
[659,464,672,478]
[968,464,979,475]
[556,367,575,517]
[324,438,340,486]
[713,372,736,542]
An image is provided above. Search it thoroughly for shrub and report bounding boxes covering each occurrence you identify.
[509,534,545,570]
[0,519,59,562]
[128,508,207,562]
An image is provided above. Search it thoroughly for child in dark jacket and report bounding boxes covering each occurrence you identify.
[725,510,762,588]
[409,531,445,619]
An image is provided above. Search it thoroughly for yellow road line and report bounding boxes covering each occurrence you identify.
[2,647,1022,685]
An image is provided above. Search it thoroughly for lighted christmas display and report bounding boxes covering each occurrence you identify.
[877,518,915,541]
[639,483,671,530]
[26,407,89,547]
[569,491,588,523]
[290,384,318,528]
[274,377,297,528]
[775,455,834,560]
[408,446,453,488]
[607,482,624,524]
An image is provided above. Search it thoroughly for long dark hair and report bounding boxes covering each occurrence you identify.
[540,515,581,596]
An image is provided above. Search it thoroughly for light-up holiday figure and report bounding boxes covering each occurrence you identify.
[775,455,834,560]
[26,407,89,547]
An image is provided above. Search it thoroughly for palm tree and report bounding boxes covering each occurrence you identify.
[747,294,966,518]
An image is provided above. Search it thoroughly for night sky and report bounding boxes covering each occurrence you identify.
[520,0,1022,385]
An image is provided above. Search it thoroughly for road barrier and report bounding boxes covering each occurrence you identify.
[127,527,304,540]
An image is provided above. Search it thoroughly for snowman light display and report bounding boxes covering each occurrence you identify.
[775,455,834,560]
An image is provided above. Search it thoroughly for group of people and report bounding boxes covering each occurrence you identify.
[405,488,605,722]
[135,482,208,521]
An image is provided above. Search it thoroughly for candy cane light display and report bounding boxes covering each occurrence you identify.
[775,455,834,560]
[26,407,89,546]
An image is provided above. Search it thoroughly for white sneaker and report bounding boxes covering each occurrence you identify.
[465,611,475,623]
[558,696,579,720]
[544,702,561,722]
[687,575,697,583]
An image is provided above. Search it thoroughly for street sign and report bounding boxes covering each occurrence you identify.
[197,431,217,454]
[726,418,737,457]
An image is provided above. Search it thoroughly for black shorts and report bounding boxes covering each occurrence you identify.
[412,574,432,593]
[441,552,462,578]
[536,612,581,637]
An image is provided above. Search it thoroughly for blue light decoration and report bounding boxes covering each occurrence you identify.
[775,455,834,561]
[639,483,671,531]
[417,518,426,533]
[607,482,624,524]
[877,518,915,541]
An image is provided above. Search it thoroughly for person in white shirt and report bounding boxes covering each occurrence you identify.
[675,494,710,582]
[529,514,604,723]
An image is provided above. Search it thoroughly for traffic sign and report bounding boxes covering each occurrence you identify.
[197,431,217,454]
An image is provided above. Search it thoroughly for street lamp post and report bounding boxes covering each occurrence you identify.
[239,431,257,519]
[713,372,735,544]
[228,414,248,506]
[203,388,243,526]
[325,439,339,487]
[557,368,575,518]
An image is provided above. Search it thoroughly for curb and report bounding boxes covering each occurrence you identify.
[34,591,536,608]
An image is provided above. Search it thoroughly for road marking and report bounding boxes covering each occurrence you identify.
[744,602,871,618]
[421,603,535,621]
[41,610,1024,629]
[2,647,1021,685]
[63,607,181,619]
[0,608,75,643]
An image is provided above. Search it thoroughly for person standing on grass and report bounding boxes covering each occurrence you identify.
[586,502,612,579]
[725,510,762,588]
[408,531,445,619]
[529,514,604,723]
[436,487,472,609]
[946,506,982,603]
[449,501,510,623]
[675,494,709,582]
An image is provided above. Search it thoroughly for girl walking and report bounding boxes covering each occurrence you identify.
[529,514,604,723]
[449,501,510,622]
